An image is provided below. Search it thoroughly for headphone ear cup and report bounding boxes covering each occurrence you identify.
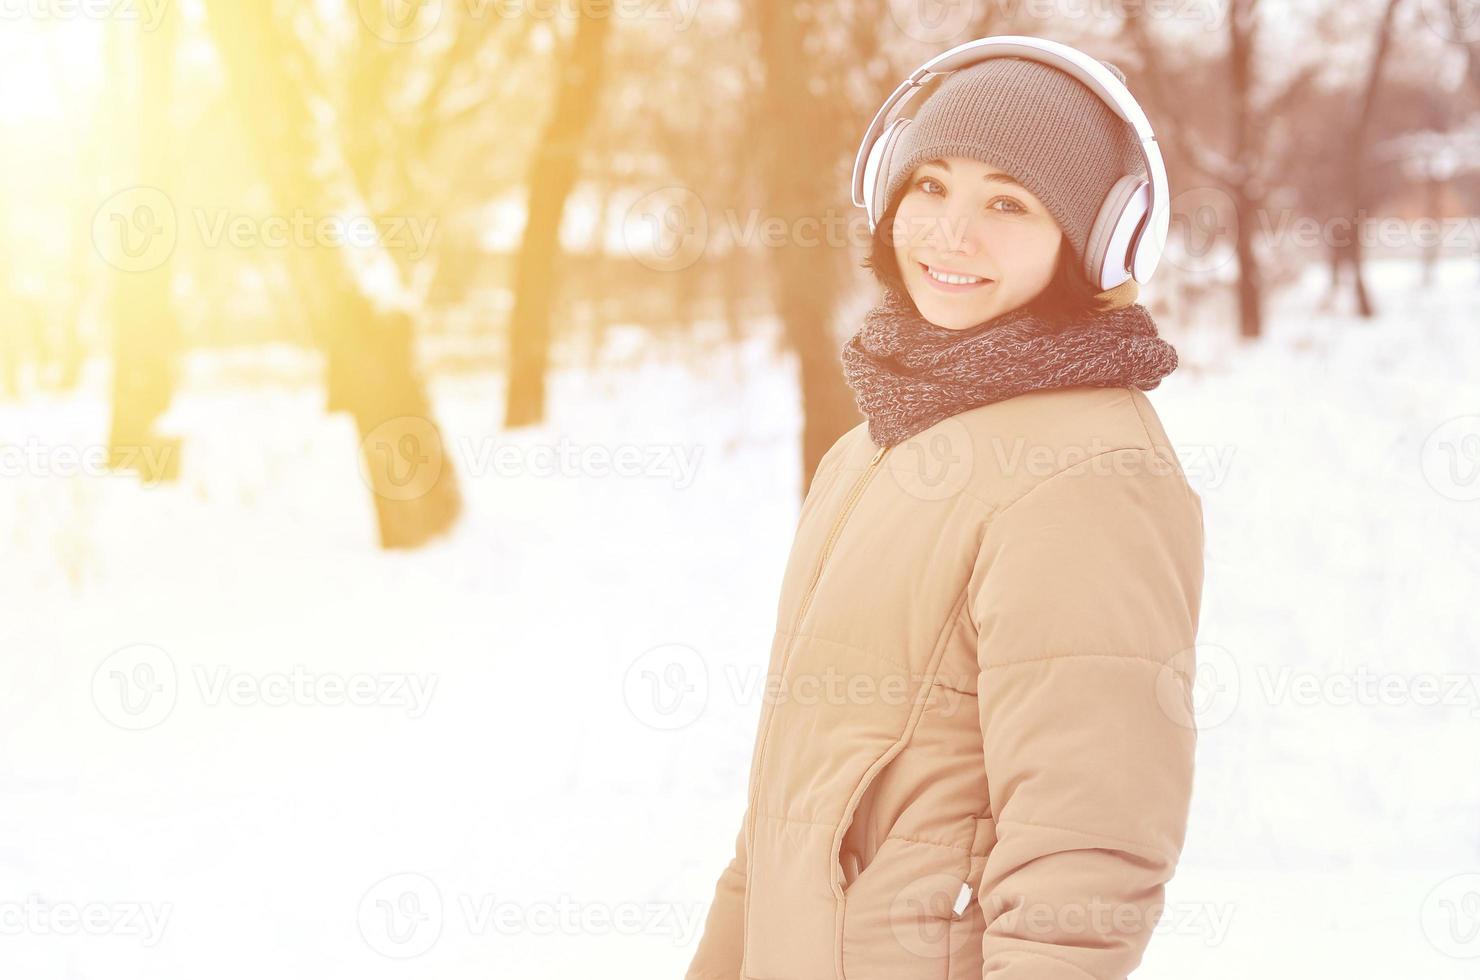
[867,118,910,234]
[1082,173,1149,291]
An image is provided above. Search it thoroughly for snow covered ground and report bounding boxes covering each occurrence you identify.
[1,256,1478,978]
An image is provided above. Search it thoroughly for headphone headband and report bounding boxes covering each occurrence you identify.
[850,35,1170,285]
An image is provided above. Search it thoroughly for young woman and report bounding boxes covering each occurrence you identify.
[686,39,1205,980]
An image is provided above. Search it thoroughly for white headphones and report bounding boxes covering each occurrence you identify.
[850,35,1170,291]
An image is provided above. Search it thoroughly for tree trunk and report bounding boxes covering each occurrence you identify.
[106,10,182,483]
[750,2,862,499]
[201,1,461,548]
[504,15,613,429]
[1339,0,1407,319]
[1228,0,1264,340]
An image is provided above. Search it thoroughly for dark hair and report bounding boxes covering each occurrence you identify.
[859,191,1103,321]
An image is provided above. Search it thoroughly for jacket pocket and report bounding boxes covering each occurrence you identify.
[830,742,906,902]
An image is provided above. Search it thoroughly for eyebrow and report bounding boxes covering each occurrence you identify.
[921,159,1021,187]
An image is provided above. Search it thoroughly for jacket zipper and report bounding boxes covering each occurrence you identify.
[745,441,891,876]
[791,443,889,631]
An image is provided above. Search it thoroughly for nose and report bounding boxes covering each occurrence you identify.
[926,205,980,258]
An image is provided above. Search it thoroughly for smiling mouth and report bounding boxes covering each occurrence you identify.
[918,262,994,290]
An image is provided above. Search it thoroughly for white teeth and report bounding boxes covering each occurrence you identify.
[925,265,987,285]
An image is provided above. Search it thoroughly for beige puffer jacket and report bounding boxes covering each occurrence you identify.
[685,384,1204,980]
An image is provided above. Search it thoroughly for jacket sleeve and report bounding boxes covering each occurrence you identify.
[684,804,749,980]
[967,446,1204,979]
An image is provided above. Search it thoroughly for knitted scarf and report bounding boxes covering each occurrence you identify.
[840,284,1179,448]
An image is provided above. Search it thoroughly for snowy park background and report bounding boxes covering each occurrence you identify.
[5,256,1479,979]
[4,2,1480,978]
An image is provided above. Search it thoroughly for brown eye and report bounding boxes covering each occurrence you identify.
[913,176,944,195]
[991,198,1027,215]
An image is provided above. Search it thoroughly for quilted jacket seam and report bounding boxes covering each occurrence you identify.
[993,817,1177,861]
[979,649,1188,671]
[882,832,973,852]
[989,444,1155,522]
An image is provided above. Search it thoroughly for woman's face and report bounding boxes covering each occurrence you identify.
[890,156,1064,330]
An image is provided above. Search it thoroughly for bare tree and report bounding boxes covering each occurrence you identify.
[504,14,613,428]
[1119,0,1316,339]
[106,10,182,483]
[201,1,461,548]
[748,2,872,496]
[1332,0,1408,318]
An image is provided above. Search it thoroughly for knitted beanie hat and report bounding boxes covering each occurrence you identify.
[881,55,1144,277]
